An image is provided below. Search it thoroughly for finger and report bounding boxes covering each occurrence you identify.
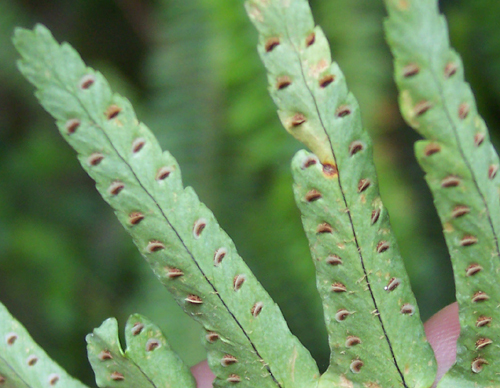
[424,302,460,387]
[191,360,215,387]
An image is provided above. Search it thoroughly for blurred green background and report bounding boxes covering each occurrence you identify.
[1,0,499,385]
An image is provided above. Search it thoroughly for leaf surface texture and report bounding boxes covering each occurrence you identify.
[14,25,320,388]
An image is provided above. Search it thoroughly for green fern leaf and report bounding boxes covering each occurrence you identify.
[0,302,89,388]
[246,0,436,387]
[86,314,196,387]
[13,24,320,388]
[384,1,500,386]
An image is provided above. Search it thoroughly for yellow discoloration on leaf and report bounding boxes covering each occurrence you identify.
[247,5,264,22]
[339,375,354,388]
[443,222,454,233]
[398,0,410,10]
[308,59,330,79]
[289,347,298,382]
[280,112,334,164]
[364,382,383,388]
[400,90,420,129]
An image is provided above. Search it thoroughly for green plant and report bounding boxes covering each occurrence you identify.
[1,0,499,387]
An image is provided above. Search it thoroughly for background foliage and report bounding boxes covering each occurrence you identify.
[1,0,499,385]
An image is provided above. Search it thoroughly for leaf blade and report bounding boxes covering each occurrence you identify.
[383,1,500,385]
[86,315,197,388]
[0,302,89,388]
[246,0,436,386]
[13,24,320,388]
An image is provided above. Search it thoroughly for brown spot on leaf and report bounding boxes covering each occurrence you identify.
[48,374,60,385]
[302,157,317,169]
[488,165,498,180]
[129,212,144,225]
[276,75,292,90]
[156,166,173,180]
[349,141,364,156]
[322,163,338,177]
[108,181,125,196]
[319,74,335,88]
[460,235,478,246]
[371,209,381,225]
[166,267,184,279]
[27,355,38,366]
[402,63,420,77]
[345,336,361,347]
[475,337,492,350]
[206,331,220,343]
[335,309,350,322]
[441,176,460,188]
[98,350,113,360]
[331,282,347,292]
[291,113,306,127]
[471,357,487,373]
[350,360,363,373]
[221,354,238,367]
[326,254,343,265]
[472,291,489,303]
[193,218,207,239]
[451,205,470,218]
[110,372,125,381]
[214,248,227,266]
[376,241,390,253]
[79,74,95,89]
[65,119,80,134]
[458,103,470,120]
[445,62,458,78]
[357,179,371,193]
[265,37,280,52]
[305,32,316,47]
[476,316,492,327]
[414,101,433,116]
[317,222,333,234]
[233,274,246,291]
[227,374,242,383]
[251,302,263,317]
[6,333,17,345]
[336,105,352,118]
[88,152,104,166]
[147,240,165,253]
[106,105,122,120]
[384,277,401,291]
[424,143,441,156]
[305,189,322,202]
[132,138,145,153]
[466,263,482,277]
[474,133,485,146]
[131,322,144,335]
[401,304,415,315]
[186,294,203,304]
[146,338,160,351]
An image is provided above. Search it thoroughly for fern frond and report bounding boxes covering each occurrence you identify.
[384,0,500,386]
[0,302,89,388]
[14,24,320,388]
[246,0,436,387]
[86,314,196,387]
